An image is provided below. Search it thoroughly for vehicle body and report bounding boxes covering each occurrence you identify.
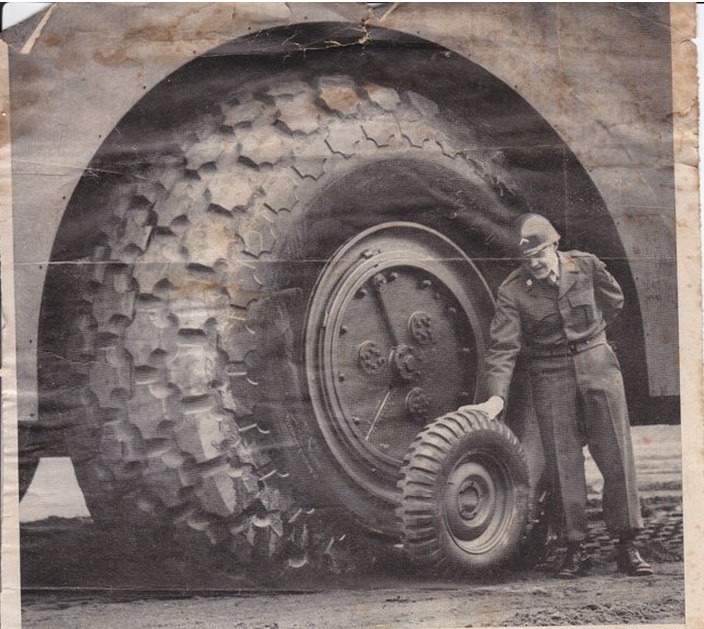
[4,3,684,573]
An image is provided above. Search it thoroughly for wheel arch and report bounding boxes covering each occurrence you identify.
[39,20,651,430]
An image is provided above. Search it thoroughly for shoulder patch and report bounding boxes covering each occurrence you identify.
[562,250,594,271]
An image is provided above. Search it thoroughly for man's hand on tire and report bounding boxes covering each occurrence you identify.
[459,395,505,420]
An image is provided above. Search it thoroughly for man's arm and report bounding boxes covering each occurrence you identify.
[483,282,523,404]
[591,255,624,324]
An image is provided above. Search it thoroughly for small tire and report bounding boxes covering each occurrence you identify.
[397,409,530,575]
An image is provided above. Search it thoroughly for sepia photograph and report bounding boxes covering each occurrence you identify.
[1,3,701,628]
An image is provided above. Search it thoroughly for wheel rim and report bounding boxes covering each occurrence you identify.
[305,222,494,503]
[444,450,516,555]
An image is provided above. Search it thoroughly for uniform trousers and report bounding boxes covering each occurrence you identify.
[529,343,643,542]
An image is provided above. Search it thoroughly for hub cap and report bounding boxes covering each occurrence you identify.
[305,222,493,503]
[444,451,515,555]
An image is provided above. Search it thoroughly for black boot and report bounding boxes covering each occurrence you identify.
[616,540,653,576]
[557,542,591,579]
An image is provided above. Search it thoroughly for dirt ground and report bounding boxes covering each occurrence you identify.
[19,501,684,629]
[21,560,684,629]
[18,426,684,627]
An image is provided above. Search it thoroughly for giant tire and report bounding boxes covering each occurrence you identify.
[397,410,530,574]
[66,74,519,570]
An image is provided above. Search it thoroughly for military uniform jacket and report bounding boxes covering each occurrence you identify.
[485,250,624,401]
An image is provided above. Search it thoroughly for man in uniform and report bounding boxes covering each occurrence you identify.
[465,213,652,578]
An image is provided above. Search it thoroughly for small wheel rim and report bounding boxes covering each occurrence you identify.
[305,222,494,503]
[443,449,516,555]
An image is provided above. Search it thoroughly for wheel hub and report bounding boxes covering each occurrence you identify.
[446,461,497,541]
[458,481,481,520]
[393,344,420,381]
[305,222,494,503]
